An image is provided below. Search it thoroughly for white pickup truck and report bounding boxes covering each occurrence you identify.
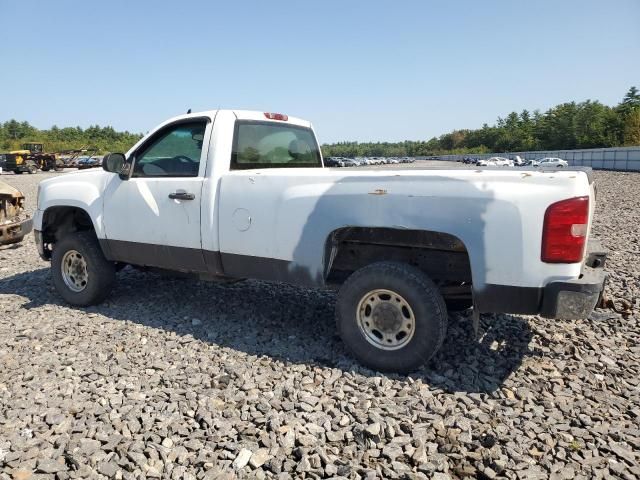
[34,110,607,372]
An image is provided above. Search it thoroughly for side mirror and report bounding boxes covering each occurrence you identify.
[102,153,130,179]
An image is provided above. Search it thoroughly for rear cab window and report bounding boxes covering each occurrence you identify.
[231,121,322,170]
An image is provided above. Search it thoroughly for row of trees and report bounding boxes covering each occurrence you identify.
[1,87,639,157]
[323,86,640,157]
[0,121,142,154]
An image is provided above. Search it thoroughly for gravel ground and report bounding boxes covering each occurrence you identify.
[0,169,638,479]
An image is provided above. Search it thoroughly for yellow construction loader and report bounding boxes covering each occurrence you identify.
[3,143,64,174]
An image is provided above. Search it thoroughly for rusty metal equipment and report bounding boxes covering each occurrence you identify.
[0,180,33,245]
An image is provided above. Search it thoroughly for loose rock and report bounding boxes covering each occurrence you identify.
[0,170,638,480]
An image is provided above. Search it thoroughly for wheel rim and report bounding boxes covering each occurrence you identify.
[357,289,416,350]
[61,250,89,292]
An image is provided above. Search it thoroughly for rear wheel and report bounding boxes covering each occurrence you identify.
[336,262,448,373]
[51,232,116,306]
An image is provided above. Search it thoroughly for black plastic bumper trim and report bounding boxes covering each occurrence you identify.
[99,239,210,273]
[34,229,47,259]
[476,239,607,318]
[474,284,542,314]
[540,264,607,319]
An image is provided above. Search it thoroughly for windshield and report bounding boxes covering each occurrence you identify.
[231,121,322,170]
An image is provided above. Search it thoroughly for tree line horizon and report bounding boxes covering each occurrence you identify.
[1,86,638,157]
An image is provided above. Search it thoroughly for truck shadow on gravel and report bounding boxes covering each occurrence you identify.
[1,267,535,394]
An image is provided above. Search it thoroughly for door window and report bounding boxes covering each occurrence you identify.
[133,120,207,177]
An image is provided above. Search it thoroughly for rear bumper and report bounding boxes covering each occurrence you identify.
[0,217,33,245]
[475,239,607,319]
[539,240,607,319]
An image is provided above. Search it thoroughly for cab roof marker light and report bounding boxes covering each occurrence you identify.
[264,112,288,121]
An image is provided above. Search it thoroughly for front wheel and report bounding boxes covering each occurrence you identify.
[51,232,116,306]
[336,262,448,373]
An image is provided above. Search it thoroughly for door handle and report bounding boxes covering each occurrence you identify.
[168,191,195,200]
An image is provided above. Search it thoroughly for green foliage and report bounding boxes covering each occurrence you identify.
[623,110,640,146]
[618,86,640,117]
[0,121,142,154]
[322,86,640,157]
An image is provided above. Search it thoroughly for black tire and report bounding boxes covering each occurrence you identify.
[336,262,448,373]
[51,232,116,306]
[14,170,23,174]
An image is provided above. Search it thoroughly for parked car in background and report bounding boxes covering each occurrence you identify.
[77,157,102,169]
[341,158,359,167]
[538,157,568,168]
[489,157,514,167]
[75,157,90,168]
[525,159,540,167]
[476,158,496,166]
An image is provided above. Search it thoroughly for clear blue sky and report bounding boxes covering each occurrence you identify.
[1,0,638,143]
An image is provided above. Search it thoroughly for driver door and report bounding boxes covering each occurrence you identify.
[102,118,210,272]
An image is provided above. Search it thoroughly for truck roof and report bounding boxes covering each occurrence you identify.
[158,109,312,129]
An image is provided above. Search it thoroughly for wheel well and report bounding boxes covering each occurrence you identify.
[325,227,472,304]
[41,207,95,259]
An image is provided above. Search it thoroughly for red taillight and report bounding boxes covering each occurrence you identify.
[264,112,288,121]
[541,196,589,263]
